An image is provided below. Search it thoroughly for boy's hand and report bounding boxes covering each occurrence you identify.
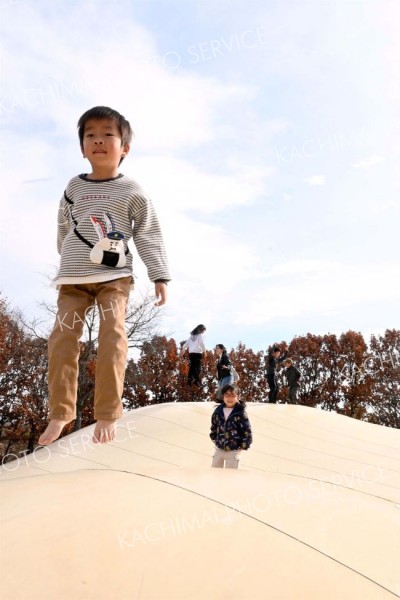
[155,282,167,306]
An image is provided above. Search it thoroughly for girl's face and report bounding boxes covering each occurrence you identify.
[215,347,223,356]
[223,390,238,408]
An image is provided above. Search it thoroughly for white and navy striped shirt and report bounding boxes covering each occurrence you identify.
[54,174,170,285]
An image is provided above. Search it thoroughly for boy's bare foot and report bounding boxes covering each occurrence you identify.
[93,420,117,444]
[38,419,71,445]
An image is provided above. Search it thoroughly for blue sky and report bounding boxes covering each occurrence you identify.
[0,0,399,353]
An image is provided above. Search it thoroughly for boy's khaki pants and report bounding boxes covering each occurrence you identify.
[48,277,131,421]
[211,447,241,469]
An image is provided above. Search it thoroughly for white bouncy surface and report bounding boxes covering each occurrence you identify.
[1,402,399,600]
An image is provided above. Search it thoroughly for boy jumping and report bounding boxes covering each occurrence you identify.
[39,106,170,446]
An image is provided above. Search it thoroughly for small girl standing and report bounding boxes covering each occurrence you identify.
[210,383,253,469]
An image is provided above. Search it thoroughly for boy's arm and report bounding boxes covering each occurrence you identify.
[56,196,71,254]
[154,281,167,306]
[131,196,171,292]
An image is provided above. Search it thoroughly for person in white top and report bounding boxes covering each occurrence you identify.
[181,324,206,387]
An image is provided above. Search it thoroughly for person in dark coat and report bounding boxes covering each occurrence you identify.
[266,344,287,403]
[210,383,252,469]
[284,358,301,404]
[215,344,232,399]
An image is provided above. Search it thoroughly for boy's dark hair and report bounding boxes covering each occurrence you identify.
[77,106,134,156]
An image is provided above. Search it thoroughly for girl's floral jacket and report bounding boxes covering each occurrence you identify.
[210,402,253,451]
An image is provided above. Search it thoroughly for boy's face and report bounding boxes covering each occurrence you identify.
[223,390,238,408]
[82,118,130,170]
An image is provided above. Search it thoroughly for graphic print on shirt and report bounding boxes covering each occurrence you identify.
[68,195,128,268]
[89,212,126,268]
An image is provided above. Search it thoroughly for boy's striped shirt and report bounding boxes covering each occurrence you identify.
[54,174,170,286]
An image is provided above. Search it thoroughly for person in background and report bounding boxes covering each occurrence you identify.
[284,358,301,404]
[215,344,232,399]
[210,383,252,469]
[266,344,287,403]
[181,324,206,387]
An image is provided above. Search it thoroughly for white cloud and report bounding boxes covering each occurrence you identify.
[353,156,385,169]
[234,261,400,326]
[0,2,256,154]
[267,260,329,277]
[130,156,271,214]
[304,175,325,186]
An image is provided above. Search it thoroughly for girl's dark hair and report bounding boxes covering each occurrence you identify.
[215,344,226,352]
[77,106,134,162]
[190,324,206,336]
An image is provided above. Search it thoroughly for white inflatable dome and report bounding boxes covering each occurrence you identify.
[1,402,399,599]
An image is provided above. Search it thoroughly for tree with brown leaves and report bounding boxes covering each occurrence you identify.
[368,330,400,428]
